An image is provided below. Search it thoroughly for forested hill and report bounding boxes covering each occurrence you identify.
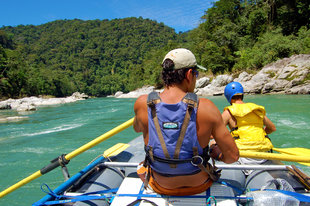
[1,0,310,99]
[0,18,183,98]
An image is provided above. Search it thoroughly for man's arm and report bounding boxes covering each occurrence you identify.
[133,95,148,134]
[200,99,239,163]
[263,116,276,134]
[222,109,230,126]
[212,111,239,163]
[222,109,238,131]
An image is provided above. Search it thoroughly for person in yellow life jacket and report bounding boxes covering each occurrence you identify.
[222,82,276,175]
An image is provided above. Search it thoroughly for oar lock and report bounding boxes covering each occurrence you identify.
[40,154,70,175]
[54,154,70,167]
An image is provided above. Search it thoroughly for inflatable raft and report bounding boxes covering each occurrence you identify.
[32,135,310,206]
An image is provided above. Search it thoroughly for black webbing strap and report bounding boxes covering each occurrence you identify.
[143,165,152,190]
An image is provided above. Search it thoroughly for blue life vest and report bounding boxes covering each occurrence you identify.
[146,92,208,176]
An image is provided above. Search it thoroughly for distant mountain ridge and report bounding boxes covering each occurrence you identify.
[1,17,181,98]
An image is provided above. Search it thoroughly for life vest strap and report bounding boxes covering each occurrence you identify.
[173,92,198,159]
[173,105,193,159]
[145,147,197,164]
[147,91,161,106]
[182,92,198,108]
[147,92,171,165]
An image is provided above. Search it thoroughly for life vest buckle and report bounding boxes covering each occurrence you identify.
[191,155,203,166]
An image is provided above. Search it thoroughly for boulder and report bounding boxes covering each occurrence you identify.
[262,79,290,93]
[211,75,233,87]
[16,103,36,112]
[243,82,264,94]
[195,77,210,88]
[114,91,124,98]
[195,85,225,96]
[250,72,270,84]
[71,92,89,99]
[286,84,310,94]
[0,102,11,110]
[233,72,253,82]
[116,86,159,98]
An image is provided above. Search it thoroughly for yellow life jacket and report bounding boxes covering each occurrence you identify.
[224,103,273,152]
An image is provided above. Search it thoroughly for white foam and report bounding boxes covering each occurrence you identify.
[9,147,54,154]
[277,118,309,129]
[278,119,294,126]
[110,108,118,113]
[23,123,84,137]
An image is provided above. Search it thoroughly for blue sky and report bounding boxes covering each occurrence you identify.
[1,0,215,33]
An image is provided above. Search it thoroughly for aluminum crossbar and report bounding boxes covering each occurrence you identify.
[103,162,292,170]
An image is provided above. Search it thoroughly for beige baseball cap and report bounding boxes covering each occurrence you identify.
[163,48,207,70]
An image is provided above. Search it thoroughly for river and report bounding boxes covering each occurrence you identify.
[0,95,309,205]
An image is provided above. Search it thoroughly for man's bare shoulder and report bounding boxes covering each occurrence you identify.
[198,98,222,122]
[136,94,148,102]
[134,94,148,110]
[198,98,218,111]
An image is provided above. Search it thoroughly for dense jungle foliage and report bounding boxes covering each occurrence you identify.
[1,0,309,98]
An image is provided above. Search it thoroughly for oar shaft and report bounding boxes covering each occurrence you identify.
[240,151,310,163]
[0,171,42,198]
[65,117,134,160]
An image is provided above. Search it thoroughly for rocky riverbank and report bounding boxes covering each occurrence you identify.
[1,54,309,112]
[0,92,89,111]
[0,92,89,122]
[115,54,310,98]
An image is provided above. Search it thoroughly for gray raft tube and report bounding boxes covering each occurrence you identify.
[61,136,309,205]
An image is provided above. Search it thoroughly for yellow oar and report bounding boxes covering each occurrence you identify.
[0,118,134,199]
[240,150,310,166]
[272,147,310,166]
[103,143,130,158]
[272,147,310,156]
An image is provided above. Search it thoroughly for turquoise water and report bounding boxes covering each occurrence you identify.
[0,95,309,205]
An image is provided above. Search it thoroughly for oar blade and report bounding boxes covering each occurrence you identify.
[273,147,310,156]
[103,143,130,158]
[272,147,310,166]
[239,150,310,166]
[297,162,310,166]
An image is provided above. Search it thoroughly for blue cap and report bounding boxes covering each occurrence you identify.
[224,82,244,104]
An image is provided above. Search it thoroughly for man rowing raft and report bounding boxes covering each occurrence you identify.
[133,48,239,195]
